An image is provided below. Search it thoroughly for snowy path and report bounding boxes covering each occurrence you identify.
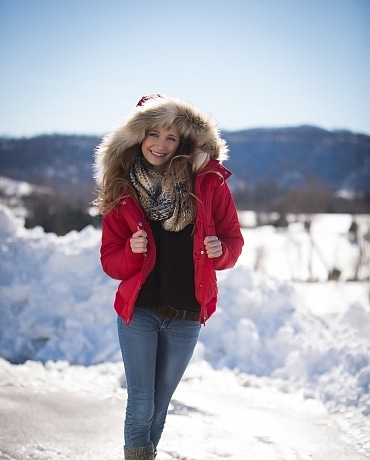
[0,359,367,460]
[1,208,369,459]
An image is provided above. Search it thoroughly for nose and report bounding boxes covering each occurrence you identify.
[154,136,166,151]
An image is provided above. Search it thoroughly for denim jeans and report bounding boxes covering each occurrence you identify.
[117,308,201,448]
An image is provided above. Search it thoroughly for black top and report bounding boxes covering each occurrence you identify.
[135,221,200,311]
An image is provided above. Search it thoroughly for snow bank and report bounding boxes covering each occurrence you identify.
[0,205,120,365]
[0,204,369,421]
[238,211,370,282]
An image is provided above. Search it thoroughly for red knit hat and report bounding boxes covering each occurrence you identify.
[136,93,163,107]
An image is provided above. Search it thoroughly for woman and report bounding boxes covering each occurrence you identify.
[94,94,244,460]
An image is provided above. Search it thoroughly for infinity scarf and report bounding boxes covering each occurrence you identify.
[130,154,193,232]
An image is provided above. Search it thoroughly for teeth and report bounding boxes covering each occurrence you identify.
[151,150,165,157]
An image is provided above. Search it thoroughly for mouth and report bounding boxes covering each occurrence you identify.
[150,149,167,158]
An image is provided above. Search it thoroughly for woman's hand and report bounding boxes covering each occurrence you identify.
[204,236,222,258]
[130,229,148,253]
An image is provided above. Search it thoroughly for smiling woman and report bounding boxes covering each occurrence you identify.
[92,94,244,459]
[141,127,180,172]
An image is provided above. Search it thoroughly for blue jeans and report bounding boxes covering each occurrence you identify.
[117,308,201,448]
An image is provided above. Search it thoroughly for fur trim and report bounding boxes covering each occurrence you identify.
[94,95,228,186]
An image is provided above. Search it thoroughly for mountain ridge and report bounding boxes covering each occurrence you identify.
[0,126,369,230]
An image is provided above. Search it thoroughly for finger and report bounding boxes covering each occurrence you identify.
[204,235,218,245]
[130,230,148,253]
[208,244,222,254]
[205,239,222,258]
[133,229,147,238]
[130,239,147,253]
[207,248,222,258]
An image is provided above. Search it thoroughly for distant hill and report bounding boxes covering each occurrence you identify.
[223,126,370,191]
[222,126,370,214]
[0,126,369,233]
[0,135,99,234]
[0,134,97,204]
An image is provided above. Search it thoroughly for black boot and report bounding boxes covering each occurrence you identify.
[124,442,155,460]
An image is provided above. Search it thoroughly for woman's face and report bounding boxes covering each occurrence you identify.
[141,125,180,172]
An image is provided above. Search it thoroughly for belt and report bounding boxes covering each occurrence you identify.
[148,306,200,322]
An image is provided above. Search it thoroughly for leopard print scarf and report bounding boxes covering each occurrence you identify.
[130,154,193,232]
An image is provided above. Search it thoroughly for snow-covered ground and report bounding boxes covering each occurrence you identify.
[0,204,369,459]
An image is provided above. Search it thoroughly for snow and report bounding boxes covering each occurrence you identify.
[0,204,369,459]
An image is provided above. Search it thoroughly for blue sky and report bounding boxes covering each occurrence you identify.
[0,0,369,137]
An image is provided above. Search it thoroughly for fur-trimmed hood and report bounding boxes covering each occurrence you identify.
[94,94,228,186]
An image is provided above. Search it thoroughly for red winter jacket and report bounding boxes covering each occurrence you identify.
[100,159,244,324]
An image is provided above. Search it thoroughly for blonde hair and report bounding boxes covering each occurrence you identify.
[93,131,197,217]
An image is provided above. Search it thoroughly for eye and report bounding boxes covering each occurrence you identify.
[168,136,177,142]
